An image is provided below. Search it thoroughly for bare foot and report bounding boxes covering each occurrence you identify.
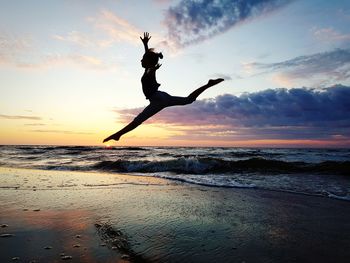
[103,133,121,143]
[207,78,224,87]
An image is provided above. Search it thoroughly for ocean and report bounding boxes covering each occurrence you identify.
[0,145,349,201]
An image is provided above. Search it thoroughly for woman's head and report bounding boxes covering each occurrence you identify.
[141,49,163,68]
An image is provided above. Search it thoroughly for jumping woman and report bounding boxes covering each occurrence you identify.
[103,32,224,143]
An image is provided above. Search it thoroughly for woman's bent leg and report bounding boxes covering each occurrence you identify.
[103,103,164,142]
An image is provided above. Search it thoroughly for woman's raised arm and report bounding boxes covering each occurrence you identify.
[140,32,151,52]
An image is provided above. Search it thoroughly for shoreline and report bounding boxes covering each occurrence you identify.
[1,163,349,202]
[1,167,350,262]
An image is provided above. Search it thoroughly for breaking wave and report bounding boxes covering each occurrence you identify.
[92,157,350,175]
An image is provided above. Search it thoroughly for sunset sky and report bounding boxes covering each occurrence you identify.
[1,0,350,147]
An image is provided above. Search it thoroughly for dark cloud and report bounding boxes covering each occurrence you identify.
[251,48,350,83]
[164,0,293,46]
[114,85,350,141]
[0,114,42,120]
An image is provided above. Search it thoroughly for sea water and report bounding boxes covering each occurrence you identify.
[0,145,349,200]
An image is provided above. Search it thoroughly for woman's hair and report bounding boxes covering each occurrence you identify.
[144,48,163,67]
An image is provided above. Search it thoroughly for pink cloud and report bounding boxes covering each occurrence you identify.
[313,27,350,43]
[0,114,42,120]
[90,10,142,45]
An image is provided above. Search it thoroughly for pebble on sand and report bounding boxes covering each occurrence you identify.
[0,233,14,238]
[121,254,130,259]
[12,257,20,261]
[61,255,73,260]
[33,209,40,212]
[75,234,81,238]
[44,246,53,250]
[73,244,81,248]
[1,224,9,228]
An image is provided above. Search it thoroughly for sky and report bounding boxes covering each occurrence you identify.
[1,0,350,147]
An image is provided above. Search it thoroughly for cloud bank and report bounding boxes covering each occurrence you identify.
[164,0,293,46]
[248,48,350,86]
[114,85,350,143]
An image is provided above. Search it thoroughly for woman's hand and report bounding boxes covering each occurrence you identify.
[140,32,151,44]
[155,63,162,70]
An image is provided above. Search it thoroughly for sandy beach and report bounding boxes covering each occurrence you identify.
[1,166,350,263]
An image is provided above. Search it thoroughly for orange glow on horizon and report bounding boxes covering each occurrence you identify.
[1,122,349,148]
[102,138,350,148]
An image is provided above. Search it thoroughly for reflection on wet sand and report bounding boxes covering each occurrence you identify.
[0,208,131,262]
[1,167,350,263]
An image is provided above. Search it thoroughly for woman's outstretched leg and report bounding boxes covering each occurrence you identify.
[103,103,163,143]
[166,78,225,107]
[187,78,224,102]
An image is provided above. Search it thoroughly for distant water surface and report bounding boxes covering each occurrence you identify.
[0,145,349,200]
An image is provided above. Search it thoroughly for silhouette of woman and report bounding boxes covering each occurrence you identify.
[103,32,224,143]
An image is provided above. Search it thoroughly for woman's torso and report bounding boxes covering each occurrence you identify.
[141,69,160,99]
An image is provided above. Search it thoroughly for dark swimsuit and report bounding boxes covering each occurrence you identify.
[133,68,191,125]
[141,69,160,99]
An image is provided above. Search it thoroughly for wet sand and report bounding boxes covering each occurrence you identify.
[1,167,350,263]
